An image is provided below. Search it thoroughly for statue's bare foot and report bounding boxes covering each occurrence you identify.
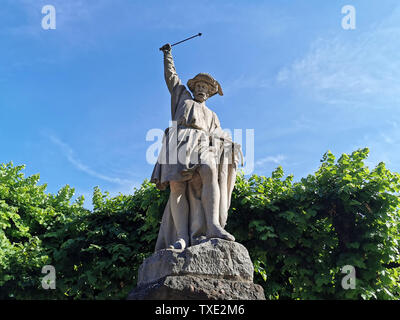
[207,226,235,242]
[168,238,187,250]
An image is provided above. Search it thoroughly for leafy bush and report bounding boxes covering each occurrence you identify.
[0,148,399,300]
[0,161,168,299]
[227,148,400,299]
[46,184,168,299]
[0,162,87,299]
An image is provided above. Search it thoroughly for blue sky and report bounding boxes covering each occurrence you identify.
[1,0,400,208]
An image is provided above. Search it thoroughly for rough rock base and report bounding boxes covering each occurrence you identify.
[127,239,265,300]
[128,275,265,300]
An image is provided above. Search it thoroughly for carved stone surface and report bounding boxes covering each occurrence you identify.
[127,275,265,300]
[138,238,253,286]
[128,239,265,300]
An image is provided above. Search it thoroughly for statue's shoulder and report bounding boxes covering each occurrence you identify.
[209,108,219,118]
[205,107,220,126]
[172,83,192,99]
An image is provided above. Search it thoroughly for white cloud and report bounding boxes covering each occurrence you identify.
[49,135,135,185]
[2,0,109,48]
[223,74,271,95]
[143,1,290,35]
[277,6,400,108]
[351,120,400,171]
[255,154,286,168]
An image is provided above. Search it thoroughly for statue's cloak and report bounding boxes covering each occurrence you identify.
[150,73,241,251]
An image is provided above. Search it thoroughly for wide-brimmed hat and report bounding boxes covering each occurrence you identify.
[187,73,223,97]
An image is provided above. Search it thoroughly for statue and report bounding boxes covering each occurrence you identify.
[151,43,242,251]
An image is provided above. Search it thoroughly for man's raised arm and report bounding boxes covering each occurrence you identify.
[160,43,181,94]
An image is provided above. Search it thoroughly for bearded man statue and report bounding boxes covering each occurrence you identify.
[151,43,242,251]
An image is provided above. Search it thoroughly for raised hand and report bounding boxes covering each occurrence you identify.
[159,43,172,53]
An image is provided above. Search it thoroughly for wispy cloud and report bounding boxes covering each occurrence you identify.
[49,135,135,185]
[349,119,400,171]
[2,0,111,51]
[141,1,290,35]
[223,74,271,95]
[276,6,400,108]
[255,154,286,168]
[3,0,90,33]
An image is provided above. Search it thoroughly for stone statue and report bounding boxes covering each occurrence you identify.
[151,43,242,251]
[128,41,265,301]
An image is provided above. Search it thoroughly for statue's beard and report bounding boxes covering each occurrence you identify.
[195,92,207,102]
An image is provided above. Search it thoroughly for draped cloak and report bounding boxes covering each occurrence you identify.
[150,51,242,251]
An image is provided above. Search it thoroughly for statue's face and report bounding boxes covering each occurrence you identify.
[193,81,210,103]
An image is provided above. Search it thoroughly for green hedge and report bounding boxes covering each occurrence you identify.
[0,148,399,299]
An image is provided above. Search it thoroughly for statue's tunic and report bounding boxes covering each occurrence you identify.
[151,51,241,251]
[151,51,224,190]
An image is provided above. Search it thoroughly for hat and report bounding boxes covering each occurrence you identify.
[187,73,223,97]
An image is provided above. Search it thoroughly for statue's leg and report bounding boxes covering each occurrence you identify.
[219,162,229,228]
[198,161,235,242]
[188,172,206,245]
[169,180,189,250]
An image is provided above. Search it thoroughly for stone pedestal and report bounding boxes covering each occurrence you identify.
[127,238,265,300]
